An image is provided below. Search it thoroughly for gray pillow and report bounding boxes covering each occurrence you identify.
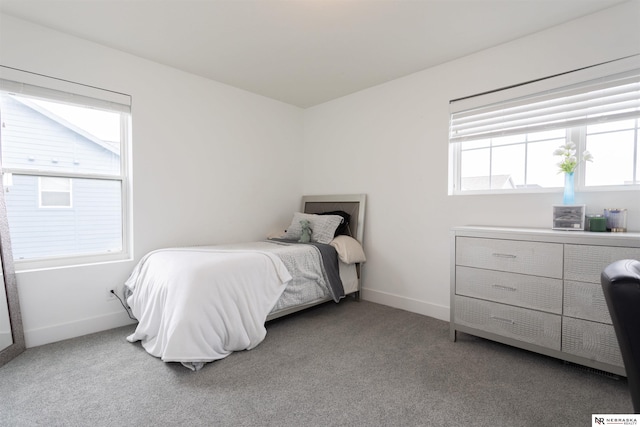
[283,213,343,244]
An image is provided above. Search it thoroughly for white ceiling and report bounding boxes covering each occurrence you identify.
[0,0,629,108]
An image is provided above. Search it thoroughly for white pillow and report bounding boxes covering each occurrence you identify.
[330,235,366,264]
[283,212,343,244]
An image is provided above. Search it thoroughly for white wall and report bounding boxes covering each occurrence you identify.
[302,1,640,321]
[0,15,304,347]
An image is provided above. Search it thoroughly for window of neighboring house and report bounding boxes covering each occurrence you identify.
[0,67,131,268]
[449,56,640,194]
[39,177,72,208]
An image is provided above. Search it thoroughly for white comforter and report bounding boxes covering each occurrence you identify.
[125,247,292,370]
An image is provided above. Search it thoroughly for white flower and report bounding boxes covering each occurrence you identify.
[583,151,594,162]
[554,142,593,174]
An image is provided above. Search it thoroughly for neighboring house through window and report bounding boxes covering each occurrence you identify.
[0,67,131,268]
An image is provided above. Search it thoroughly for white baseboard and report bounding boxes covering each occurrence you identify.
[361,288,450,322]
[24,290,449,348]
[25,311,136,348]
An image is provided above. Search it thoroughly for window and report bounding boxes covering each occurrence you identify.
[585,119,639,186]
[39,177,72,208]
[449,56,640,194]
[0,67,131,268]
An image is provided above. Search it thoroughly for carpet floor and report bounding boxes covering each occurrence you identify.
[0,299,633,426]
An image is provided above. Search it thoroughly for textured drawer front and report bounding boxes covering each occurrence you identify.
[454,296,561,350]
[563,280,612,324]
[565,244,640,283]
[456,237,563,278]
[562,317,623,367]
[456,266,562,314]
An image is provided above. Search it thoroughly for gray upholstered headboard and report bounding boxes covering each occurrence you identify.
[301,194,366,244]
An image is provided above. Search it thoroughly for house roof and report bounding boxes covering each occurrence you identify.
[461,175,516,191]
[10,95,120,156]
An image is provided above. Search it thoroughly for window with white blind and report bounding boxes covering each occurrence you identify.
[0,67,131,268]
[449,55,640,194]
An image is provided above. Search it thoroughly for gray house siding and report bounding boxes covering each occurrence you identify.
[6,176,121,260]
[1,95,119,175]
[0,94,122,260]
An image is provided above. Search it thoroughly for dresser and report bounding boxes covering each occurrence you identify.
[450,226,640,376]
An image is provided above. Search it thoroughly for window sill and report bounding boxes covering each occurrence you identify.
[14,252,133,273]
[450,184,640,196]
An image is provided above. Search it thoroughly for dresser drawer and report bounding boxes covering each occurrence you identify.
[456,237,563,278]
[565,244,640,283]
[563,280,612,324]
[454,296,561,350]
[456,266,562,314]
[562,317,623,367]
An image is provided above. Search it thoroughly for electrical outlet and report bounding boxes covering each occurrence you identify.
[106,287,118,302]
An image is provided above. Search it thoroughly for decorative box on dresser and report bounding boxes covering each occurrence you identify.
[450,226,640,376]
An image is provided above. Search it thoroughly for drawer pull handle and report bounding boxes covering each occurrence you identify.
[492,253,517,259]
[492,284,517,292]
[490,315,515,325]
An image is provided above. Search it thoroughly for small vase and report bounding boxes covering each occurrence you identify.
[563,172,575,205]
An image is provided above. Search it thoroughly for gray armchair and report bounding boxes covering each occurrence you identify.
[602,259,640,413]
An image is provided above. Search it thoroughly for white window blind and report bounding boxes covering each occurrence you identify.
[0,65,131,112]
[450,55,640,143]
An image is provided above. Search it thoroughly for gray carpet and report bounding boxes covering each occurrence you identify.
[0,299,633,426]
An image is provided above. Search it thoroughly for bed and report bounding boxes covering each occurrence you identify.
[124,194,366,370]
